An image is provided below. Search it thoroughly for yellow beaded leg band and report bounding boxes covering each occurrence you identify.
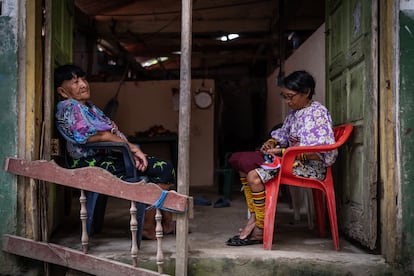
[252,190,266,228]
[241,177,255,213]
[296,153,307,161]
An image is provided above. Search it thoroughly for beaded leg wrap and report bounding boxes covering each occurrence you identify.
[252,190,266,228]
[241,177,255,213]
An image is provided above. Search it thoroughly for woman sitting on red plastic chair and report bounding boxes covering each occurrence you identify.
[226,70,337,246]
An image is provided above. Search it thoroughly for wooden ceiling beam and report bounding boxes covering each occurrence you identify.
[95,19,272,34]
[74,0,324,78]
[75,0,136,15]
[94,18,322,37]
[111,37,272,47]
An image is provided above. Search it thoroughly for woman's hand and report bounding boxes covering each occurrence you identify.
[88,131,148,171]
[265,147,284,156]
[128,143,148,171]
[260,139,277,153]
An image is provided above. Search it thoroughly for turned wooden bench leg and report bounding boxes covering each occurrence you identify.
[130,203,165,273]
[130,201,138,267]
[79,190,89,253]
[155,209,164,274]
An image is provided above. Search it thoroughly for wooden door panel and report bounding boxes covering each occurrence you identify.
[349,0,369,45]
[330,5,345,60]
[52,0,73,65]
[328,2,346,78]
[348,63,365,121]
[328,75,347,123]
[345,143,364,203]
[327,0,377,249]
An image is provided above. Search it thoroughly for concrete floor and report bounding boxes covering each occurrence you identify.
[51,186,404,276]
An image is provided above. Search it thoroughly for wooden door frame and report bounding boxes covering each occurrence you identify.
[17,0,44,242]
[378,0,401,264]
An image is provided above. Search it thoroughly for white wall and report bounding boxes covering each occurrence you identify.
[90,79,215,187]
[401,0,414,10]
[266,23,326,132]
[88,23,326,187]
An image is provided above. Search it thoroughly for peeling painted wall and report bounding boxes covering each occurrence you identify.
[0,0,19,273]
[399,6,414,270]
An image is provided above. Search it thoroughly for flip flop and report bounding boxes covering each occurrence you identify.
[194,196,212,206]
[214,198,231,208]
[226,235,240,243]
[226,236,262,246]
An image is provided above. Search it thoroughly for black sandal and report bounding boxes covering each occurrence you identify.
[226,235,240,243]
[226,225,263,246]
[226,236,262,246]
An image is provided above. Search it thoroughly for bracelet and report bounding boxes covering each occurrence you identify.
[281,148,286,156]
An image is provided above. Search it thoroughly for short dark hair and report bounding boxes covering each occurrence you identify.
[54,64,86,91]
[283,70,315,99]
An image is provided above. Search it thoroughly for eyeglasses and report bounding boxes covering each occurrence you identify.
[279,92,299,101]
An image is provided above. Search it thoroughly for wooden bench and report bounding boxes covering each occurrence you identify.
[3,157,192,275]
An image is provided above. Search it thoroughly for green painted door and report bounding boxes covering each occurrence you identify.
[326,0,378,249]
[52,0,73,66]
[48,0,74,232]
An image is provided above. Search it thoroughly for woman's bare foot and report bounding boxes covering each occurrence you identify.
[226,225,263,246]
[249,225,263,241]
[239,214,256,239]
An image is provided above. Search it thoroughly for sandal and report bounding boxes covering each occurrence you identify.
[213,198,231,208]
[194,196,212,206]
[226,225,263,246]
[226,235,240,243]
[226,236,262,246]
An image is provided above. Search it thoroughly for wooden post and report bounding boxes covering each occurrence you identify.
[176,0,192,275]
[41,1,52,273]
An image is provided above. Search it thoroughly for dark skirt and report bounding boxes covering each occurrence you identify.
[228,150,265,174]
[67,152,176,184]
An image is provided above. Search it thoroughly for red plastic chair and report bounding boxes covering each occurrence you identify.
[263,124,353,250]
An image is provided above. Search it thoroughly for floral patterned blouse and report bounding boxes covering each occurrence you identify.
[55,99,126,159]
[270,101,337,166]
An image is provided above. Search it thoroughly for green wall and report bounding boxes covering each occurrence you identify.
[0,3,19,274]
[399,10,414,270]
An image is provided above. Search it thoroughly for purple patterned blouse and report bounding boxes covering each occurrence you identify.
[55,99,127,159]
[270,101,337,166]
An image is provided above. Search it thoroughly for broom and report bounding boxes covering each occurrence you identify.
[103,64,129,120]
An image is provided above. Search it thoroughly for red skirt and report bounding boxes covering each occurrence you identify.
[228,150,264,174]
